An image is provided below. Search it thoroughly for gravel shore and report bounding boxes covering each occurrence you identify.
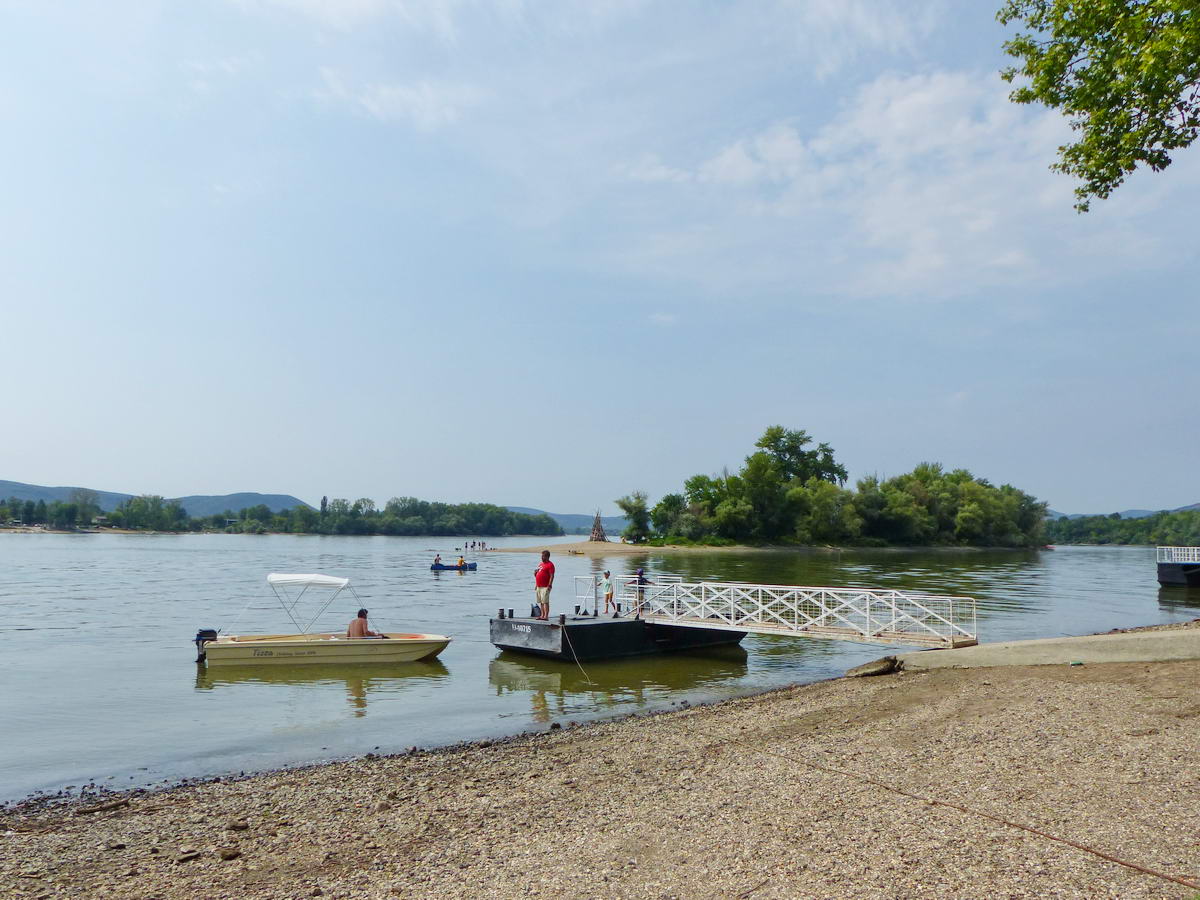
[3,654,1199,899]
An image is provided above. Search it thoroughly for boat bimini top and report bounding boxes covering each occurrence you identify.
[267,572,359,634]
[267,573,350,589]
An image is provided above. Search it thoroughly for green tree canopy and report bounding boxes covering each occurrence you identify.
[999,0,1200,210]
[1045,507,1200,544]
[754,425,848,485]
[615,491,651,543]
[623,428,1046,548]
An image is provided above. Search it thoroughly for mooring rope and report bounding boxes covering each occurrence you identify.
[560,621,595,686]
[708,729,1200,893]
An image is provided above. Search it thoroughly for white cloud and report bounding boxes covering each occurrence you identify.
[619,154,690,184]
[778,0,942,78]
[317,68,482,130]
[229,0,648,38]
[230,0,456,34]
[180,54,261,95]
[698,125,809,186]
[610,70,1128,298]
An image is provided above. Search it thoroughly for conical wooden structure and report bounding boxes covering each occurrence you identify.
[589,511,609,542]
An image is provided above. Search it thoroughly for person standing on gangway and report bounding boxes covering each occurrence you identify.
[628,568,654,617]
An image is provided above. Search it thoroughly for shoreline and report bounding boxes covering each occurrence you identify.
[496,539,1046,557]
[4,625,1199,897]
[2,529,1170,551]
[0,528,566,538]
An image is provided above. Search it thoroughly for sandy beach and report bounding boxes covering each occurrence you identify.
[3,641,1198,899]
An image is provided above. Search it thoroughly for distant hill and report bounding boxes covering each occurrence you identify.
[506,507,628,535]
[173,493,311,517]
[1046,502,1200,520]
[0,480,134,511]
[0,480,308,516]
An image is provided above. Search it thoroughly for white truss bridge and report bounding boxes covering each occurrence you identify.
[1158,546,1200,563]
[575,575,978,649]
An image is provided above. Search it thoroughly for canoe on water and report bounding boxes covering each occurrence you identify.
[431,562,477,571]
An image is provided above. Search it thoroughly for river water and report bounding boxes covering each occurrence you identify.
[1,534,1196,801]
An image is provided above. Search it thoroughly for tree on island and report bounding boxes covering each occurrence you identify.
[999,0,1200,210]
[754,425,848,485]
[615,492,652,543]
[627,426,1046,547]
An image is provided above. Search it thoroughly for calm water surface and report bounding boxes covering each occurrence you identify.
[1,534,1197,800]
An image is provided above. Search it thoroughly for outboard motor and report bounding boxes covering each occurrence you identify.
[194,628,218,663]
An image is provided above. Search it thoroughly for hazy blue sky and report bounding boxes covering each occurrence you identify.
[2,1,1197,515]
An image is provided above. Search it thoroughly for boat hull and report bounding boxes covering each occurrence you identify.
[490,615,745,661]
[202,632,451,666]
[1158,562,1200,586]
[431,563,476,571]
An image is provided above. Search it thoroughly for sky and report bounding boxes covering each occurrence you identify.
[1,0,1197,516]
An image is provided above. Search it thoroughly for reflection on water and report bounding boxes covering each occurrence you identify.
[489,647,748,722]
[1158,586,1200,615]
[195,660,450,717]
[0,535,1193,800]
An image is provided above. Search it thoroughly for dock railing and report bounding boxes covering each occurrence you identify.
[575,575,977,649]
[1157,546,1200,563]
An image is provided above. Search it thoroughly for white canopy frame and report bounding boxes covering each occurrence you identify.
[266,572,362,634]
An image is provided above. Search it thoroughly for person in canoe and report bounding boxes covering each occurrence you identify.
[347,608,387,639]
[457,555,466,568]
[434,554,442,566]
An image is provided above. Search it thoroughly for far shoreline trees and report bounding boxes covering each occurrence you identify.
[620,426,1048,548]
[1046,509,1200,546]
[0,494,563,538]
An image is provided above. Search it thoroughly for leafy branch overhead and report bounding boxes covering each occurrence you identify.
[999,0,1200,210]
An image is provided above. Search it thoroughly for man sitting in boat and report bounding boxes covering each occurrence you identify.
[457,555,466,567]
[347,609,386,639]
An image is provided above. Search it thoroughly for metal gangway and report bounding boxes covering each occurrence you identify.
[1158,546,1200,563]
[575,575,977,649]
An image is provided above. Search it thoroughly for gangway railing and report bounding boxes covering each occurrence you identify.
[574,575,977,649]
[573,574,682,613]
[1158,546,1200,563]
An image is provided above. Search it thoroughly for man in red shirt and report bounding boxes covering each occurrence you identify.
[533,550,555,620]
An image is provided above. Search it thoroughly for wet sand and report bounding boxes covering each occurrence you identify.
[3,652,1198,898]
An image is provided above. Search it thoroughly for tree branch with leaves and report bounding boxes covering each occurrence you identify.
[999,0,1200,210]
